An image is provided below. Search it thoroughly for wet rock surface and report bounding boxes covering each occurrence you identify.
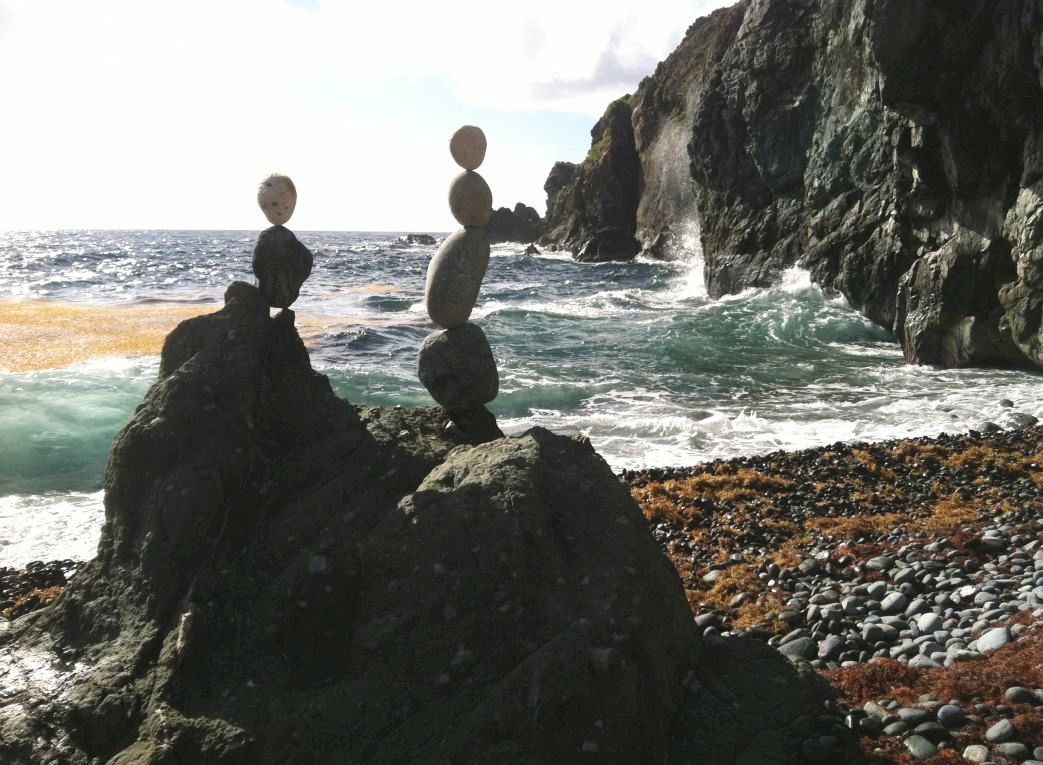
[0,560,82,619]
[0,285,836,764]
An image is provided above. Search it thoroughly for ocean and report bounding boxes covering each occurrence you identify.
[2,228,1042,568]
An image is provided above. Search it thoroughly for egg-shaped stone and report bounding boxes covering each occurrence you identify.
[417,322,499,410]
[257,173,297,226]
[425,227,490,329]
[450,125,487,170]
[448,171,492,227]
[252,225,313,308]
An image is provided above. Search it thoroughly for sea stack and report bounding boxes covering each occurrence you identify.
[418,125,502,442]
[253,172,313,309]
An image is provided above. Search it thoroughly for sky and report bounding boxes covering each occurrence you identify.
[0,0,734,231]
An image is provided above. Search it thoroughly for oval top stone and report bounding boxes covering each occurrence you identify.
[450,125,487,170]
[257,173,297,226]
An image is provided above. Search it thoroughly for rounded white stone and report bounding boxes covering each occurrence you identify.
[448,171,492,227]
[257,173,297,226]
[449,125,487,170]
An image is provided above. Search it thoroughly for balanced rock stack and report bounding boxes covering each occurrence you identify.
[253,173,313,309]
[418,125,503,442]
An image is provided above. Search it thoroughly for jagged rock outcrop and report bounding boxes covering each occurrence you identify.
[540,97,643,262]
[486,203,542,244]
[0,283,840,764]
[542,0,1043,369]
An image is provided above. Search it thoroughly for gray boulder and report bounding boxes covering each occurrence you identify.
[424,227,490,329]
[417,322,499,409]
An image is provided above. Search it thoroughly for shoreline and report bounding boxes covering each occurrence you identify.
[626,423,1043,764]
[4,419,1043,762]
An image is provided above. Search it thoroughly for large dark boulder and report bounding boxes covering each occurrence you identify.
[540,0,1043,370]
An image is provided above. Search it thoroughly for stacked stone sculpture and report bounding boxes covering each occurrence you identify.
[417,125,503,441]
[253,173,313,309]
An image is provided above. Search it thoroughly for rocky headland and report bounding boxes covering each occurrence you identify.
[533,0,1043,371]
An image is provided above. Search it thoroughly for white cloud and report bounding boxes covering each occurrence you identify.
[0,0,735,229]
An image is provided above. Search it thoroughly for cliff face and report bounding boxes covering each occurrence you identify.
[543,0,1043,369]
[540,97,643,262]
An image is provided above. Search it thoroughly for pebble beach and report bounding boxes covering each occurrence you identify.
[627,423,1043,764]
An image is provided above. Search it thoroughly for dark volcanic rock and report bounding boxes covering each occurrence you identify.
[0,282,839,764]
[576,226,642,263]
[252,225,313,309]
[541,0,1043,370]
[486,203,542,244]
[540,96,642,262]
[396,233,439,246]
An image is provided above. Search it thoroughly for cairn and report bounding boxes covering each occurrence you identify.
[253,173,313,308]
[417,125,503,442]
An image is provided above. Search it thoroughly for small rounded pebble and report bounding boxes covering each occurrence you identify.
[903,735,937,761]
[1004,686,1037,704]
[995,742,1030,760]
[449,125,487,170]
[985,718,1016,743]
[898,708,931,726]
[962,744,988,763]
[448,171,493,227]
[257,173,297,226]
[912,721,950,742]
[936,704,966,727]
[977,626,1012,653]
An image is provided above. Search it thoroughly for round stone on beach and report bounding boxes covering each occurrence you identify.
[986,718,1016,743]
[252,226,314,308]
[425,227,491,329]
[977,626,1012,654]
[449,125,487,170]
[257,173,297,226]
[448,171,493,227]
[417,323,498,410]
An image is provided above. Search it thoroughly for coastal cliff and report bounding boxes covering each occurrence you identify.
[541,0,1043,370]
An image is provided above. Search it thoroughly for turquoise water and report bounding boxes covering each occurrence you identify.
[2,229,1042,566]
